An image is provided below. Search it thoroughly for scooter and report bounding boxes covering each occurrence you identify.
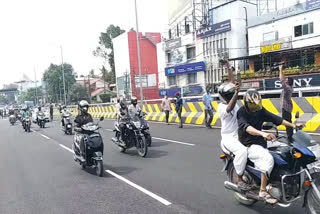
[37,112,46,128]
[138,111,152,146]
[62,112,73,135]
[23,117,31,132]
[9,115,16,125]
[72,116,104,177]
[221,112,320,213]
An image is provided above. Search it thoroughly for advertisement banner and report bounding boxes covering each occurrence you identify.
[165,38,182,51]
[165,61,206,76]
[264,73,320,90]
[306,0,320,10]
[168,46,187,65]
[260,36,292,54]
[196,20,231,39]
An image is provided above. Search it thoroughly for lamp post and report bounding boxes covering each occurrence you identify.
[60,46,67,105]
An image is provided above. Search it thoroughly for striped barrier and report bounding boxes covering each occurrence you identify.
[58,97,320,132]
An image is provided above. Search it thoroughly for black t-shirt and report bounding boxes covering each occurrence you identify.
[74,113,93,128]
[237,106,283,148]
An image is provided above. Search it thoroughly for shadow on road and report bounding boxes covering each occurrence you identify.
[106,165,138,176]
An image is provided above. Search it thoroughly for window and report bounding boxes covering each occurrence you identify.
[177,24,179,37]
[263,31,278,42]
[213,41,215,54]
[224,38,227,52]
[220,39,223,53]
[188,73,197,84]
[206,42,209,55]
[295,22,313,37]
[217,69,220,81]
[209,42,212,55]
[214,69,217,82]
[185,18,190,34]
[168,29,172,39]
[167,52,172,63]
[187,47,196,60]
[168,76,176,86]
[216,40,219,52]
[203,43,206,56]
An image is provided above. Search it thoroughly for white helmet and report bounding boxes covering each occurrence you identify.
[218,82,236,104]
[79,100,89,113]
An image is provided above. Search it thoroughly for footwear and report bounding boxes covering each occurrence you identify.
[179,125,183,128]
[259,190,277,204]
[207,125,212,129]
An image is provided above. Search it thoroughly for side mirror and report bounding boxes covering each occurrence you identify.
[99,116,104,121]
[295,111,300,119]
[262,122,274,130]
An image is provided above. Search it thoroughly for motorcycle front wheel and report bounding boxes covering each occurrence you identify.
[306,175,320,214]
[146,134,152,147]
[96,160,103,177]
[228,164,257,206]
[136,136,147,157]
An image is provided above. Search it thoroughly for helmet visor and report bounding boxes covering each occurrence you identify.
[246,101,262,112]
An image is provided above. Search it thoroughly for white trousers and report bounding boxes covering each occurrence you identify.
[247,145,274,176]
[221,136,248,176]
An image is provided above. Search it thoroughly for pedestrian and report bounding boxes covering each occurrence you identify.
[203,88,213,128]
[174,92,183,128]
[50,103,54,121]
[279,64,294,142]
[162,95,171,125]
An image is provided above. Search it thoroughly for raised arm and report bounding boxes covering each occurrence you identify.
[226,82,240,113]
[225,60,235,83]
[279,64,285,81]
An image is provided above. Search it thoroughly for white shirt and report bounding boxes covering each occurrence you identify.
[218,103,239,139]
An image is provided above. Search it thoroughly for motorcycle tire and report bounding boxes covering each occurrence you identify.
[119,147,126,153]
[96,160,104,177]
[227,164,257,206]
[305,174,320,214]
[137,136,148,157]
[146,134,152,147]
[81,162,86,170]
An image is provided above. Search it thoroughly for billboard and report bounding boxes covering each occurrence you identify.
[306,0,320,10]
[168,0,191,21]
[196,20,231,39]
[165,61,205,76]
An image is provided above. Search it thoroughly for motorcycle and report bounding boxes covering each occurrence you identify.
[221,112,320,213]
[23,117,31,132]
[37,112,46,128]
[72,116,104,177]
[138,111,152,147]
[62,112,73,135]
[9,115,16,125]
[112,114,148,157]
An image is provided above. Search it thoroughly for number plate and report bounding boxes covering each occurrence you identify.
[307,160,320,170]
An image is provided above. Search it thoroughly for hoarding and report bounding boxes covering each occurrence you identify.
[260,36,292,54]
[196,20,231,39]
[165,61,205,76]
[306,0,320,10]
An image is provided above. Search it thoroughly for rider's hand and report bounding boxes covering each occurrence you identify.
[262,132,277,141]
[235,81,240,93]
[295,123,305,129]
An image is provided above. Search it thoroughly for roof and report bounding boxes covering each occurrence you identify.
[91,88,105,97]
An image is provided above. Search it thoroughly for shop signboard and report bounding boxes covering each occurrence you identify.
[165,61,205,76]
[260,36,292,54]
[196,20,231,39]
[165,38,182,51]
[264,73,320,90]
[306,0,320,10]
[241,80,263,91]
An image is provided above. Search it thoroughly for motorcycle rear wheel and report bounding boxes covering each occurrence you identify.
[228,164,257,206]
[306,177,320,214]
[136,136,147,157]
[96,160,103,177]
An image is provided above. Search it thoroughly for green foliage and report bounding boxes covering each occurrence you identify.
[93,25,125,84]
[0,95,9,104]
[18,87,43,104]
[68,84,89,104]
[283,66,300,75]
[99,93,111,103]
[42,63,76,103]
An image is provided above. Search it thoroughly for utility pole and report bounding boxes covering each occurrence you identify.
[34,68,38,105]
[60,46,67,105]
[134,0,144,102]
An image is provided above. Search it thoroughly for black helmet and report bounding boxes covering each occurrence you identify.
[38,106,41,111]
[243,89,262,113]
[120,99,127,109]
[218,82,236,104]
[79,100,89,114]
[63,105,67,109]
[131,96,138,105]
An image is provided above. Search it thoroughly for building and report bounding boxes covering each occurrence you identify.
[113,31,161,100]
[242,0,320,93]
[76,77,112,102]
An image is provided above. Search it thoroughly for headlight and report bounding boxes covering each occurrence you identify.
[67,124,72,128]
[133,121,141,128]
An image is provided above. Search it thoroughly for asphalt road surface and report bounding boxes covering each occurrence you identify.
[1,118,319,214]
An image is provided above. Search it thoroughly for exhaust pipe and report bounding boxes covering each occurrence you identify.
[224,181,242,193]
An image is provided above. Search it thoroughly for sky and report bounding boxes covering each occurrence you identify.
[0,0,169,88]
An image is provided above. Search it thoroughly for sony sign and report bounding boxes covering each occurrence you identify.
[265,74,320,90]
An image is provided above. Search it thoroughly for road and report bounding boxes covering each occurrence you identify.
[0,118,318,214]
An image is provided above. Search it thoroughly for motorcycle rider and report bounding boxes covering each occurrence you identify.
[74,100,93,161]
[117,99,129,147]
[128,96,140,118]
[21,105,30,128]
[36,106,43,125]
[61,105,70,127]
[237,88,302,204]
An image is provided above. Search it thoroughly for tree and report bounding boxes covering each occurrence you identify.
[0,95,8,105]
[68,84,90,104]
[93,25,125,84]
[42,63,76,104]
[18,87,43,104]
[100,65,114,83]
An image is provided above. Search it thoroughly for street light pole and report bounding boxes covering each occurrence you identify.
[34,68,38,105]
[60,46,67,105]
[134,0,143,103]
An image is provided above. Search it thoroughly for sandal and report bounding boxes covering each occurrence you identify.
[259,190,277,204]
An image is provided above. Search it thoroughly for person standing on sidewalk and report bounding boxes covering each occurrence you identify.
[175,92,183,128]
[279,64,294,142]
[203,88,213,128]
[162,95,171,125]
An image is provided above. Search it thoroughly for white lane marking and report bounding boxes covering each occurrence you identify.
[152,137,195,146]
[105,169,172,206]
[31,129,50,140]
[56,143,172,206]
[59,144,74,153]
[105,129,195,146]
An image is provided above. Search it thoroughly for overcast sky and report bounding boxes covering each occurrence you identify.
[0,0,169,88]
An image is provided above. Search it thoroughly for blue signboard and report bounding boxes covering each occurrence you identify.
[196,20,231,39]
[165,61,205,76]
[159,88,181,97]
[306,0,320,10]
